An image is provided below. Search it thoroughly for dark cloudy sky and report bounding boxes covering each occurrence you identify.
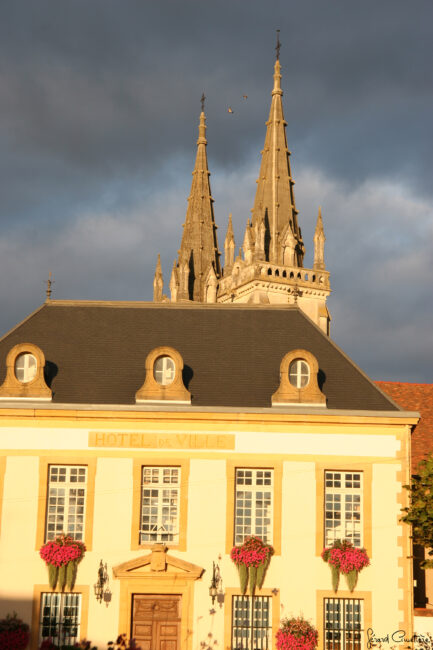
[0,0,432,383]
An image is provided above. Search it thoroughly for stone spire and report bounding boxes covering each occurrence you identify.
[153,254,164,302]
[313,206,326,270]
[224,213,235,273]
[251,52,304,266]
[216,39,331,334]
[177,98,221,301]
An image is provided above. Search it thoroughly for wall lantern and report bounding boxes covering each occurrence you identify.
[209,561,222,605]
[94,560,111,604]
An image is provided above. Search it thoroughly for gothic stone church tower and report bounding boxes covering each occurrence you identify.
[154,54,331,334]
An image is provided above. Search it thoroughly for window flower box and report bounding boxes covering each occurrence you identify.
[321,539,370,592]
[39,534,86,590]
[230,536,274,595]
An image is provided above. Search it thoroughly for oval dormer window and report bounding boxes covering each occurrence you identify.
[153,356,175,386]
[14,352,37,383]
[288,359,310,388]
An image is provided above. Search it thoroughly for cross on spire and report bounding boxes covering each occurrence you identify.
[275,29,281,60]
[201,92,206,112]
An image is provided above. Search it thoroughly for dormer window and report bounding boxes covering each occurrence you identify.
[288,359,310,388]
[0,343,52,401]
[272,349,326,406]
[153,356,175,386]
[15,352,37,383]
[135,346,191,404]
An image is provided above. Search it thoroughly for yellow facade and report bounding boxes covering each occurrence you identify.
[0,407,416,649]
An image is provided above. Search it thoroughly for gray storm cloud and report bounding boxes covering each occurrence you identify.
[0,0,432,381]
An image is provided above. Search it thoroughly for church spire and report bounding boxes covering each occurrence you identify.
[251,38,304,266]
[177,96,221,301]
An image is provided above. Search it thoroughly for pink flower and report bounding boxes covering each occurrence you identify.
[39,534,86,567]
[321,540,370,574]
[230,536,274,567]
[276,617,318,650]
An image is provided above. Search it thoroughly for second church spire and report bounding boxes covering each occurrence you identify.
[177,96,221,302]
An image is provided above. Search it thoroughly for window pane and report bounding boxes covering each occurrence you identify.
[140,466,180,544]
[235,469,273,544]
[324,471,363,547]
[39,593,81,647]
[289,359,310,389]
[232,596,271,650]
[14,352,37,383]
[45,466,87,542]
[153,356,175,386]
[324,598,363,650]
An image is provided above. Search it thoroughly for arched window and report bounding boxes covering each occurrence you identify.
[153,356,175,386]
[15,353,37,383]
[288,359,310,388]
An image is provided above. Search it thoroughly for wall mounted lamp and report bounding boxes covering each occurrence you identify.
[209,561,223,606]
[94,560,111,604]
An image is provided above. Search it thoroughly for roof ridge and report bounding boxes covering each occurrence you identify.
[0,302,47,344]
[44,299,301,311]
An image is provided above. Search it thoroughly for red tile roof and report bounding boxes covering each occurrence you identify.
[376,382,433,472]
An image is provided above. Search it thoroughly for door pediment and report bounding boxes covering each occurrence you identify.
[112,544,204,580]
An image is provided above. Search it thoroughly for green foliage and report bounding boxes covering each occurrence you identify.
[66,559,77,590]
[238,563,248,594]
[58,564,67,590]
[48,564,58,589]
[256,555,270,589]
[402,455,433,568]
[0,612,29,633]
[345,569,358,592]
[331,565,339,592]
[249,565,257,594]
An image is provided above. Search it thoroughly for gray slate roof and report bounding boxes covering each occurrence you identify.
[0,302,398,411]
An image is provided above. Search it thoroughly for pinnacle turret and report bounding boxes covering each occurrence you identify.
[313,206,326,270]
[153,254,163,302]
[243,219,254,264]
[169,260,179,302]
[224,214,235,273]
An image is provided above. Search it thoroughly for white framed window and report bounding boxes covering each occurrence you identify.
[45,465,87,542]
[14,352,37,383]
[288,359,310,388]
[140,466,180,544]
[232,595,272,650]
[324,598,363,650]
[39,593,82,647]
[325,471,362,547]
[153,356,175,385]
[235,469,273,544]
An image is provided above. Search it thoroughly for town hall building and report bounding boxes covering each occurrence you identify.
[0,48,418,650]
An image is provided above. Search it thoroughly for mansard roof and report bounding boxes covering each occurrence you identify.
[0,301,398,411]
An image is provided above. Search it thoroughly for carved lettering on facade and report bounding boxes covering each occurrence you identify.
[88,431,234,450]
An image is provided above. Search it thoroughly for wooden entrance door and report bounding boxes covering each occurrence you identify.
[132,594,181,650]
